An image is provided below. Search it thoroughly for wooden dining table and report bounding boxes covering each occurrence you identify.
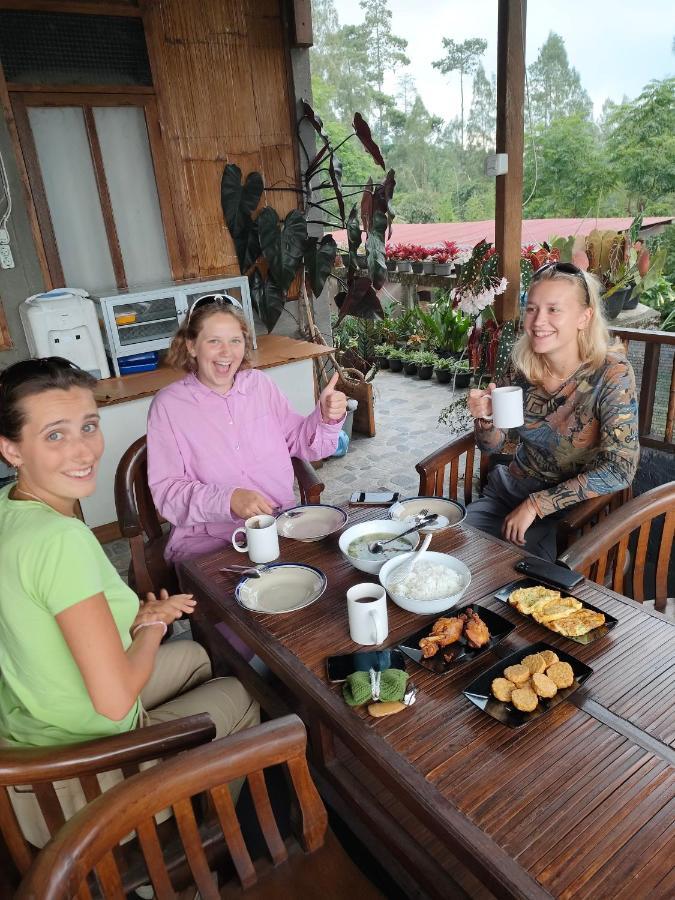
[178,508,675,900]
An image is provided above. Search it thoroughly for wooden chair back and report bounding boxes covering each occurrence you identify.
[0,714,215,880]
[114,434,175,597]
[416,432,490,505]
[558,481,675,611]
[15,716,353,900]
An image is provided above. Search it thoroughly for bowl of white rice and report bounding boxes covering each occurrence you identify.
[378,551,471,614]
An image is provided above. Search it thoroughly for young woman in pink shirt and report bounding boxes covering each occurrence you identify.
[147,295,346,564]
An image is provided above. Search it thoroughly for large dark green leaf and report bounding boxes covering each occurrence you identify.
[250,267,285,333]
[305,235,337,297]
[373,169,396,239]
[346,205,362,273]
[257,207,307,292]
[352,113,385,170]
[220,164,264,273]
[366,210,387,290]
[336,276,384,321]
[328,154,345,224]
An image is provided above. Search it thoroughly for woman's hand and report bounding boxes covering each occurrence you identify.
[468,383,496,419]
[502,498,538,547]
[320,372,347,423]
[231,488,275,519]
[132,589,196,634]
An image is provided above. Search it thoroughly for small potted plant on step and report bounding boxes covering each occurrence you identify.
[450,358,472,388]
[433,356,455,384]
[415,350,438,380]
[374,343,391,369]
[402,350,419,375]
[387,347,405,372]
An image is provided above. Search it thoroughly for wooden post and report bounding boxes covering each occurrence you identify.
[494,0,526,323]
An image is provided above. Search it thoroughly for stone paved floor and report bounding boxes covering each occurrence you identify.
[102,369,468,578]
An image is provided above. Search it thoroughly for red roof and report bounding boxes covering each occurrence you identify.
[331,217,672,249]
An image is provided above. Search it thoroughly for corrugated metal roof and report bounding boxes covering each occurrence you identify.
[331,217,673,249]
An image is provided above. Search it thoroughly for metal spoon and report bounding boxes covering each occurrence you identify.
[368,514,438,553]
[220,564,271,578]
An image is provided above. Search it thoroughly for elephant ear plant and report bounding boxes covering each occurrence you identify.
[220,101,396,334]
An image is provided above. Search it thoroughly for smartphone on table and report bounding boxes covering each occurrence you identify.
[325,649,407,683]
[349,491,401,507]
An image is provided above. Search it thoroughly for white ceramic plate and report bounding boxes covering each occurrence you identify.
[234,563,327,614]
[276,504,348,542]
[389,496,466,533]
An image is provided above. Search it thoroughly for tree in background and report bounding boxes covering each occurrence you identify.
[467,64,496,151]
[605,78,675,214]
[527,32,592,126]
[432,37,487,148]
[397,72,416,115]
[360,0,410,142]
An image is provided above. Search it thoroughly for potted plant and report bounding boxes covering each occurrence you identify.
[415,350,438,380]
[409,245,427,274]
[402,350,419,375]
[387,346,405,372]
[433,356,454,384]
[432,241,459,276]
[449,358,472,388]
[422,252,435,275]
[386,243,412,273]
[417,295,473,359]
[373,343,391,369]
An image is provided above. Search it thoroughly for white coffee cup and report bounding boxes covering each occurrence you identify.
[488,385,524,429]
[347,583,389,646]
[232,514,280,564]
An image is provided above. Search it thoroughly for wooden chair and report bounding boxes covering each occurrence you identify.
[16,715,383,900]
[558,481,675,615]
[0,714,215,891]
[115,436,325,597]
[415,431,632,555]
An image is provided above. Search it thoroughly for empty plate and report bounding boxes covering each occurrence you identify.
[389,496,466,532]
[235,563,327,614]
[276,504,348,541]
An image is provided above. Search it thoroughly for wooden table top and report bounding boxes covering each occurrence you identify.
[179,509,675,900]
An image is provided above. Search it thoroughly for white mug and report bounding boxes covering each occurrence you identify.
[232,514,280,564]
[488,385,524,429]
[347,583,389,646]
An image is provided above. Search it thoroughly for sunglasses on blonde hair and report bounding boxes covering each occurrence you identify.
[186,293,243,325]
[531,261,591,306]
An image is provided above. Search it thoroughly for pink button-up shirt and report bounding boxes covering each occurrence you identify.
[146,369,342,562]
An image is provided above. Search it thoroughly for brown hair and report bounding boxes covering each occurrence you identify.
[0,357,97,455]
[166,305,254,373]
[512,267,622,385]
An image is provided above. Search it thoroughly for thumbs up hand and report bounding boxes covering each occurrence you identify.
[320,372,347,423]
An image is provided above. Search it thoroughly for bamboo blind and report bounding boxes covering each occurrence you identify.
[141,0,299,280]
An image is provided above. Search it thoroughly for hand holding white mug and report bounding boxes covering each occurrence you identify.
[231,488,275,519]
[468,383,496,419]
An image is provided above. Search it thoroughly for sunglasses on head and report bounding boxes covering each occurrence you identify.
[532,261,591,305]
[186,293,243,325]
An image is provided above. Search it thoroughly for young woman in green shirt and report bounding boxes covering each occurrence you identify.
[0,357,258,845]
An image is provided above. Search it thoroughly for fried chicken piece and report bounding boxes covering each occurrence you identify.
[431,617,464,640]
[461,608,490,648]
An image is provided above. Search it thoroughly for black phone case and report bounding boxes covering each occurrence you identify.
[514,557,584,590]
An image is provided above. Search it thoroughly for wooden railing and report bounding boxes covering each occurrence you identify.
[610,327,675,453]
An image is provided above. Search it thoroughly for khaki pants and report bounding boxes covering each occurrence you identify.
[7,641,259,849]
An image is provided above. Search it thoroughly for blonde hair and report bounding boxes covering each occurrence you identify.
[512,267,622,385]
[166,305,254,373]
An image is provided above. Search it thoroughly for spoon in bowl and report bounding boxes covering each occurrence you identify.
[368,514,437,553]
[386,532,433,590]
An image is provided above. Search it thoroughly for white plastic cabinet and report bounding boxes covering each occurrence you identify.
[94,276,257,376]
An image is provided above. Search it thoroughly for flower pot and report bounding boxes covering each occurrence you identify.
[622,284,639,310]
[417,364,434,380]
[452,372,471,388]
[434,262,452,276]
[388,358,403,372]
[434,368,453,384]
[385,258,397,272]
[376,355,389,369]
[411,261,424,274]
[403,360,418,375]
[396,260,412,273]
[422,260,435,274]
[603,290,627,320]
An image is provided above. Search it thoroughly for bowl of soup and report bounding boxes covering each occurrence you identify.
[338,519,420,575]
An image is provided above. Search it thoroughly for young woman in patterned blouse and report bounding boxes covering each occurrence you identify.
[465,262,639,560]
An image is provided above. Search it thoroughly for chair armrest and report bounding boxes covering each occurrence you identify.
[556,489,632,555]
[0,714,216,785]
[292,457,324,505]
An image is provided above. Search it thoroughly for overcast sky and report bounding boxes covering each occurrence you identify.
[328,0,675,120]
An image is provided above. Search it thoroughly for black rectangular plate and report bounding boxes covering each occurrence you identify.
[397,604,515,673]
[494,577,618,645]
[463,641,593,728]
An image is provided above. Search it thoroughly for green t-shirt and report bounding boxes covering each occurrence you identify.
[0,485,140,746]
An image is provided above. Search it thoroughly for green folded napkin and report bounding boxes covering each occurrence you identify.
[342,668,409,707]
